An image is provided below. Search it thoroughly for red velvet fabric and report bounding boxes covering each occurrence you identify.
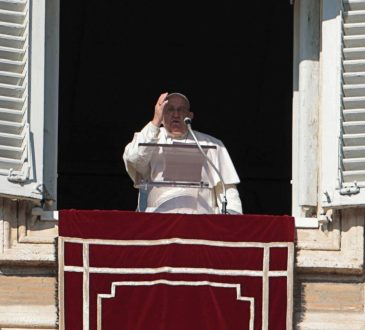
[59,210,295,330]
[59,210,294,242]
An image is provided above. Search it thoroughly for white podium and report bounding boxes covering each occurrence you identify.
[136,142,217,213]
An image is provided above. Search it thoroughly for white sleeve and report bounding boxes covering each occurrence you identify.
[214,183,243,214]
[123,122,160,183]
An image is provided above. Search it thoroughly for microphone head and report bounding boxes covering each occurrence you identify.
[184,117,192,125]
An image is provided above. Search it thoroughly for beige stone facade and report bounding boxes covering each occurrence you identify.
[294,208,365,329]
[0,198,57,329]
[291,0,365,327]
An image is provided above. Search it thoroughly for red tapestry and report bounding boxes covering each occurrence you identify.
[58,210,295,330]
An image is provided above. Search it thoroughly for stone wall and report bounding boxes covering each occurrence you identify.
[0,198,57,329]
[294,208,365,329]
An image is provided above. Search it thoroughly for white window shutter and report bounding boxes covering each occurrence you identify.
[325,0,365,207]
[0,0,58,202]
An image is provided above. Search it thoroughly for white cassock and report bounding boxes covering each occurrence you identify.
[123,122,243,214]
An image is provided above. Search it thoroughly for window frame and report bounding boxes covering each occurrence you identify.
[291,0,364,216]
[0,0,59,205]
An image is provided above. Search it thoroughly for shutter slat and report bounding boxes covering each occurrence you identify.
[344,0,365,12]
[343,145,365,157]
[343,120,365,133]
[343,72,365,84]
[343,170,365,182]
[343,83,365,96]
[0,81,25,97]
[344,10,365,23]
[344,59,365,72]
[0,58,26,73]
[0,22,26,37]
[0,95,25,110]
[344,22,365,35]
[343,133,365,146]
[343,109,365,121]
[0,33,25,48]
[0,71,25,84]
[344,35,365,48]
[0,131,23,147]
[0,144,22,159]
[0,106,24,121]
[343,157,365,170]
[0,157,23,169]
[344,47,365,60]
[0,9,26,24]
[0,1,27,12]
[0,158,22,171]
[343,96,365,108]
[0,46,26,60]
[0,119,24,134]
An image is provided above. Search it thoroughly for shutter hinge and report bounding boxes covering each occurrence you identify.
[339,181,360,196]
[7,166,30,183]
[7,123,31,183]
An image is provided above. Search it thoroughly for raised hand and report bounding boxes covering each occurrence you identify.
[152,92,168,127]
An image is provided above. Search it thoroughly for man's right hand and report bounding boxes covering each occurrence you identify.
[152,92,168,127]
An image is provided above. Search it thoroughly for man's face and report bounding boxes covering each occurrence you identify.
[162,96,193,138]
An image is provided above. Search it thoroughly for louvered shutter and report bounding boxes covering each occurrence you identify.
[329,0,365,206]
[0,0,58,201]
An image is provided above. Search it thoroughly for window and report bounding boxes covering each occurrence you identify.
[292,0,365,215]
[321,0,365,208]
[0,0,58,204]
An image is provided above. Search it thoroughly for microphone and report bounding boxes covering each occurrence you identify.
[184,117,228,214]
[184,117,192,125]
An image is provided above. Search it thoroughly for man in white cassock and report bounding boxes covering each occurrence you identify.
[123,92,243,214]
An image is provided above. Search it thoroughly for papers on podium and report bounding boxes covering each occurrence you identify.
[135,142,218,213]
[136,142,217,188]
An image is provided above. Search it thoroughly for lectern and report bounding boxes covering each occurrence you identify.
[135,142,217,213]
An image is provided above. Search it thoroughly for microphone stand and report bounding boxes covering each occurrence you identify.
[184,118,228,214]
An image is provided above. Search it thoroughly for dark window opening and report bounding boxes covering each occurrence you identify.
[58,1,293,215]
